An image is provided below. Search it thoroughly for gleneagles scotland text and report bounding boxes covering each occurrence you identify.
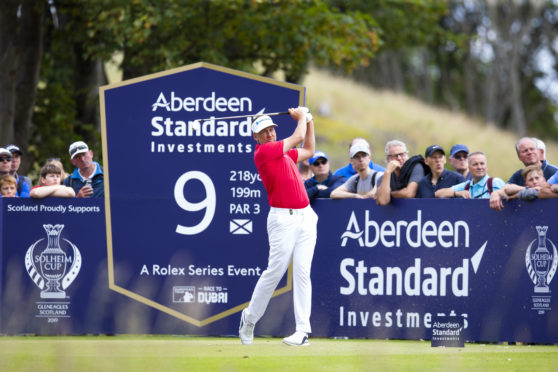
[150,91,257,154]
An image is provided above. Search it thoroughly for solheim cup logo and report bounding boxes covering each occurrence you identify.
[526,226,558,293]
[25,224,82,299]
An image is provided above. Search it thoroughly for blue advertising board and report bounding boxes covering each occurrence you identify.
[99,62,305,327]
[310,199,558,343]
[0,197,557,343]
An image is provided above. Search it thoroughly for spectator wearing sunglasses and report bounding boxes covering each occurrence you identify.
[304,151,345,200]
[436,151,505,199]
[448,144,472,180]
[0,147,29,197]
[331,142,383,199]
[63,141,104,198]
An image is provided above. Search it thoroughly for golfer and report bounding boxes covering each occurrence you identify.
[239,107,317,347]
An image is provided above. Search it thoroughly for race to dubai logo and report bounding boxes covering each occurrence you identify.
[25,224,82,299]
[525,225,558,314]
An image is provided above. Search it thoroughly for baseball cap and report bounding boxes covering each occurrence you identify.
[425,145,445,158]
[450,144,469,157]
[5,144,22,155]
[349,142,370,158]
[0,148,12,157]
[69,141,90,159]
[251,115,277,134]
[309,151,328,166]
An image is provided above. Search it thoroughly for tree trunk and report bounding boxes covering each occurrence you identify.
[14,0,45,165]
[0,0,20,142]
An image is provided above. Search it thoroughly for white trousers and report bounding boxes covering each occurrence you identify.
[245,205,318,333]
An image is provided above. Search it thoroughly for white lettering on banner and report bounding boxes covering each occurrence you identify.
[150,141,252,154]
[174,171,216,235]
[338,306,468,329]
[5,204,100,213]
[151,117,252,137]
[340,210,469,248]
[339,258,469,297]
[152,91,252,113]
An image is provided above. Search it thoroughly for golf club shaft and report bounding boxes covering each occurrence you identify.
[194,111,289,122]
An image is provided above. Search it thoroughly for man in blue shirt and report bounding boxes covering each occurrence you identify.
[436,151,505,199]
[63,141,104,198]
[508,137,557,186]
[333,138,385,179]
[417,145,465,198]
[304,151,346,200]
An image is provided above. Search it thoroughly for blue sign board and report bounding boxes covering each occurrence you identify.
[0,198,557,343]
[100,62,305,327]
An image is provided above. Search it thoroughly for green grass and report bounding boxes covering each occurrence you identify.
[1,336,557,372]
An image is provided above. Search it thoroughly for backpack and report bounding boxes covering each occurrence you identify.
[391,155,430,191]
[16,177,24,195]
[465,177,493,198]
[356,170,381,191]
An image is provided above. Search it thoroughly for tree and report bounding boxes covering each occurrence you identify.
[0,0,45,169]
[2,0,381,173]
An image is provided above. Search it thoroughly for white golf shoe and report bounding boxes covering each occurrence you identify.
[239,309,254,345]
[282,331,309,346]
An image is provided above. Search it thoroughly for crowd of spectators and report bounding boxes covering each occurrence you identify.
[303,136,558,209]
[0,140,104,199]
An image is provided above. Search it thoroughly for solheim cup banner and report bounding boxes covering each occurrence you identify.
[100,62,304,329]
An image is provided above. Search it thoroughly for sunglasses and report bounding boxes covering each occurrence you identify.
[312,159,328,166]
[453,154,467,160]
[0,157,12,162]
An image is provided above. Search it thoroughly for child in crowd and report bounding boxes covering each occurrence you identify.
[0,174,18,197]
[45,158,67,184]
[30,163,75,198]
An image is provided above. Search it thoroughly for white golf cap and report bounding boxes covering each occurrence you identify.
[349,142,370,158]
[69,141,90,159]
[0,148,11,157]
[251,115,277,134]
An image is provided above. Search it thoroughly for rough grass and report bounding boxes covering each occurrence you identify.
[303,69,557,179]
[1,336,557,372]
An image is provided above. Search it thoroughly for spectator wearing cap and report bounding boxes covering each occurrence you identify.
[376,140,428,205]
[6,144,32,192]
[63,141,104,198]
[508,137,558,186]
[333,138,385,179]
[0,147,29,197]
[304,151,345,200]
[416,145,465,198]
[448,144,472,180]
[331,142,383,199]
[436,151,505,199]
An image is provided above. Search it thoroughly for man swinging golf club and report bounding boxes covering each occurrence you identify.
[239,106,317,346]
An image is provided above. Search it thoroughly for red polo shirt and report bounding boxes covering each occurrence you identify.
[254,140,309,209]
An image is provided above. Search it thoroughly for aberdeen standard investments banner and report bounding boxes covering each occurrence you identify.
[310,199,558,343]
[100,62,304,329]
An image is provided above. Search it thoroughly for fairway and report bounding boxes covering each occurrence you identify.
[1,336,557,372]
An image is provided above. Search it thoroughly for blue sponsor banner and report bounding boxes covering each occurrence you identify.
[100,63,305,328]
[310,199,558,343]
[0,198,557,343]
[0,198,112,334]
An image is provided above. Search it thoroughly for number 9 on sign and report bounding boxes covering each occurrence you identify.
[174,171,216,235]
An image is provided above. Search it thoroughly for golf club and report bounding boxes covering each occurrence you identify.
[192,107,308,123]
